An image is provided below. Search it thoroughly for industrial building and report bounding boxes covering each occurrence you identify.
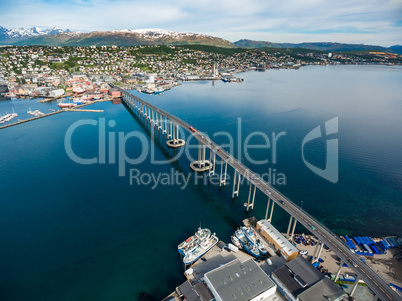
[204,259,277,301]
[257,219,298,261]
[271,257,344,301]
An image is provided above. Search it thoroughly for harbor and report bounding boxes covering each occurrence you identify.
[165,217,402,301]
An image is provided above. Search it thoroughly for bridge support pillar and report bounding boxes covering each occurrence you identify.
[246,183,256,211]
[312,242,325,263]
[158,114,162,131]
[268,202,275,222]
[350,275,360,297]
[291,218,297,238]
[209,151,216,177]
[312,242,321,263]
[190,143,212,172]
[232,170,241,198]
[334,259,343,282]
[265,198,271,220]
[166,124,185,148]
[286,216,294,237]
[317,242,324,261]
[219,161,227,187]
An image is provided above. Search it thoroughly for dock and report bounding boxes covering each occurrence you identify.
[0,111,63,130]
[0,99,107,130]
[164,218,288,301]
[37,93,74,103]
[183,218,287,284]
[65,109,104,112]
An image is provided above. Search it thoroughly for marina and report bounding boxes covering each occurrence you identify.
[167,217,402,301]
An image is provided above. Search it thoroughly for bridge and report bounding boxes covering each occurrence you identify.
[112,85,401,301]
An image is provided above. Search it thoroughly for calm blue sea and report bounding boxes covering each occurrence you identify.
[0,65,401,300]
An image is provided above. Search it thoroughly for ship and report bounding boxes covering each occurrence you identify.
[153,88,164,94]
[243,226,257,244]
[178,228,218,265]
[235,228,260,258]
[58,102,75,108]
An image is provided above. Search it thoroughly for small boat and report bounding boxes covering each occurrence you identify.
[257,239,268,255]
[153,89,164,94]
[58,102,75,108]
[231,236,242,249]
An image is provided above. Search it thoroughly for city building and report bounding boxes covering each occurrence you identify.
[204,259,277,301]
[271,256,343,301]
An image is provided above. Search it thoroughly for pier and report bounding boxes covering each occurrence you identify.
[0,100,107,130]
[37,93,74,103]
[65,109,104,112]
[114,84,401,301]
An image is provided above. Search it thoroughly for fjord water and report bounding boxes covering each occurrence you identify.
[0,65,401,300]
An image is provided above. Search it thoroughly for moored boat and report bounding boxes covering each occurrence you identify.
[153,88,164,94]
[257,239,268,255]
[243,226,257,244]
[231,235,242,249]
[178,227,218,265]
[235,228,259,258]
[58,102,75,108]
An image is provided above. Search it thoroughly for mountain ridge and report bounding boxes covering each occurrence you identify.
[0,25,399,53]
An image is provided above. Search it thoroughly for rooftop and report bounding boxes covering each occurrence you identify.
[298,277,345,301]
[204,258,276,301]
[285,256,324,287]
[258,219,298,255]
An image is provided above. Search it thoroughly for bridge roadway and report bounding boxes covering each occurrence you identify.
[114,86,400,301]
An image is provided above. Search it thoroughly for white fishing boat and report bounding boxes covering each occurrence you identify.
[235,228,259,258]
[257,239,268,255]
[178,227,219,265]
[231,235,242,249]
[243,226,257,244]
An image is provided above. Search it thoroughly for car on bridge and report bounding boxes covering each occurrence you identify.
[349,260,357,267]
[189,126,197,132]
[279,200,285,205]
[309,225,316,230]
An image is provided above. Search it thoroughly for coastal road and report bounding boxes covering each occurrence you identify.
[116,86,401,301]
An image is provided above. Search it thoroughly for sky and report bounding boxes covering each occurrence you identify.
[1,0,401,46]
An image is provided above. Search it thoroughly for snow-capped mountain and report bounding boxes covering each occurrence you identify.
[0,25,73,43]
[112,28,204,39]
